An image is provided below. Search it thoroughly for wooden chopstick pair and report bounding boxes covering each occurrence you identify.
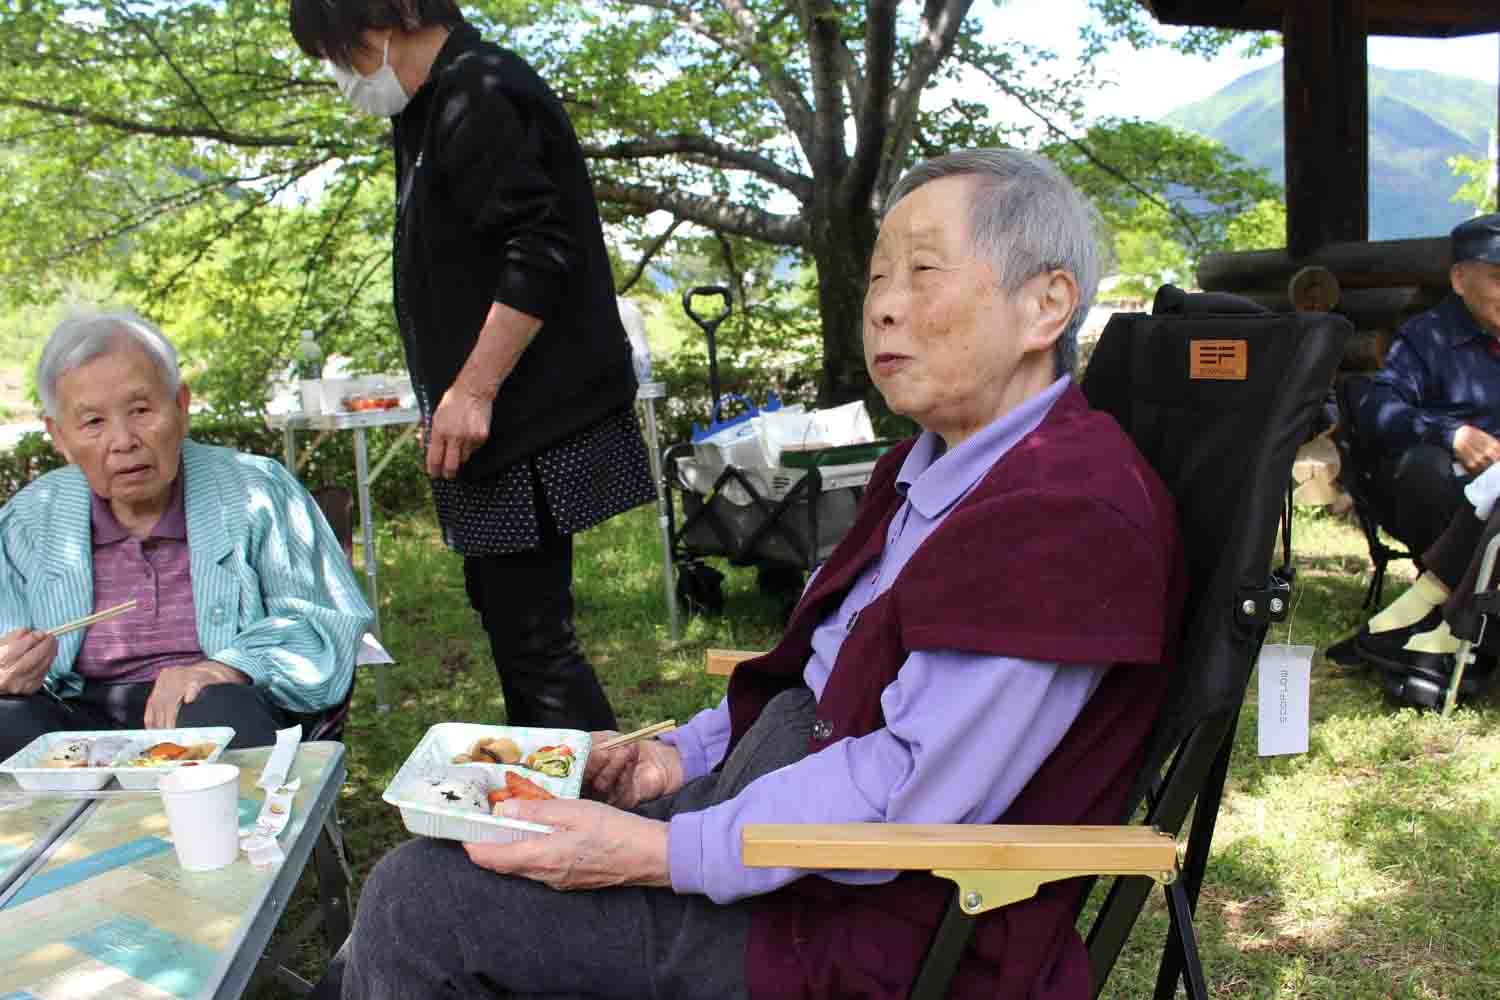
[595,720,676,752]
[46,599,138,638]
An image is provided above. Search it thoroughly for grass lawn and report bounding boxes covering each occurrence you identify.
[252,502,1500,999]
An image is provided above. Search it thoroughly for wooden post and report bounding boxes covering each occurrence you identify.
[1282,0,1369,257]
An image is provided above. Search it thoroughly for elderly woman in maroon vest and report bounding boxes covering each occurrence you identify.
[321,149,1184,1000]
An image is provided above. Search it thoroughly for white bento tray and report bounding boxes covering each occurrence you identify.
[382,722,592,844]
[0,727,236,791]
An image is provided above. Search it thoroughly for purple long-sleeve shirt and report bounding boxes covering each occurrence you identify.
[663,377,1108,903]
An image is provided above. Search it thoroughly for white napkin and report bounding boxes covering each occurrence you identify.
[356,632,394,666]
[1465,462,1500,520]
[258,725,302,792]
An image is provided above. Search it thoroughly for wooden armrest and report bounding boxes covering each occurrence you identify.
[742,823,1174,872]
[743,823,1178,915]
[705,648,762,676]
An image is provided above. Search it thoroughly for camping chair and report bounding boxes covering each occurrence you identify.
[1331,373,1417,609]
[718,285,1349,998]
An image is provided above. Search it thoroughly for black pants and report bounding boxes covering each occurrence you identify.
[0,680,296,762]
[463,530,616,732]
[1368,444,1471,556]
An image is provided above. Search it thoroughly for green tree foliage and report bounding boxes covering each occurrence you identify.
[1450,143,1498,215]
[1049,120,1282,298]
[2,0,1265,416]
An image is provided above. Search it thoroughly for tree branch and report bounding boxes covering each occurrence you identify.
[120,12,228,135]
[715,0,817,155]
[0,96,307,148]
[876,0,975,200]
[843,0,898,212]
[799,0,848,178]
[716,231,748,311]
[968,62,1205,246]
[618,217,684,295]
[290,167,369,329]
[620,0,815,149]
[583,136,811,200]
[593,180,808,245]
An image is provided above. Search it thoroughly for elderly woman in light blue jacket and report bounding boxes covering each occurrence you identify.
[0,310,373,759]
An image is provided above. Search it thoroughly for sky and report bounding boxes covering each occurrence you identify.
[985,0,1500,123]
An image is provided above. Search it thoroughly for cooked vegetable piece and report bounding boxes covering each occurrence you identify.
[522,744,575,777]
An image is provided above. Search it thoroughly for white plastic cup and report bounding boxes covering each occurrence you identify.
[158,763,242,871]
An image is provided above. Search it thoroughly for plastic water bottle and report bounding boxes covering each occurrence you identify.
[618,299,653,384]
[296,330,323,381]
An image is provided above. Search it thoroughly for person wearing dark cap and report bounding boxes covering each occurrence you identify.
[1354,212,1500,561]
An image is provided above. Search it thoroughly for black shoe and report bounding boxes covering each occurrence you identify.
[1354,607,1445,662]
[1366,643,1495,691]
[1324,634,1369,669]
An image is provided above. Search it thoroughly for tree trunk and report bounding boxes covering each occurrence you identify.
[808,193,878,411]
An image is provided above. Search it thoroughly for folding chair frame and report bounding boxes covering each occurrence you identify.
[1444,529,1500,714]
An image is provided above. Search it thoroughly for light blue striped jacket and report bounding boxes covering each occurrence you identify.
[0,440,375,713]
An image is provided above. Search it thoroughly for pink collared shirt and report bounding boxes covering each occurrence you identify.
[74,475,205,684]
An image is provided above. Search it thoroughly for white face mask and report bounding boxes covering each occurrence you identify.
[329,35,410,117]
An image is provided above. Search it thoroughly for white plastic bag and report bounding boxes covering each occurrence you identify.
[756,401,873,466]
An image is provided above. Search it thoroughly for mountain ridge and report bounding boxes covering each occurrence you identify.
[1164,62,1494,241]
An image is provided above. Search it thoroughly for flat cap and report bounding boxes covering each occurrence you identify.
[1452,213,1500,265]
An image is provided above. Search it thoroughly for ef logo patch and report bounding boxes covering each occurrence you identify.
[1191,340,1248,380]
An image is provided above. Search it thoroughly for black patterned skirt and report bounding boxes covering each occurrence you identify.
[427,405,655,557]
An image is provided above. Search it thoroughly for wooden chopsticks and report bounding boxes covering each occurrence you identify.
[595,720,677,752]
[46,600,138,638]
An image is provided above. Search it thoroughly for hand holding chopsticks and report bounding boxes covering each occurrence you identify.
[47,599,138,638]
[595,720,676,753]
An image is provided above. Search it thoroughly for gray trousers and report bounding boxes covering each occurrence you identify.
[338,687,816,999]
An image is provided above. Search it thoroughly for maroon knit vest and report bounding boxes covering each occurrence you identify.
[726,386,1186,999]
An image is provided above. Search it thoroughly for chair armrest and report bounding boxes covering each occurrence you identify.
[742,824,1178,915]
[705,649,762,676]
[743,823,1174,872]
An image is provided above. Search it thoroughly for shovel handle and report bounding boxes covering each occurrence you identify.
[682,286,733,332]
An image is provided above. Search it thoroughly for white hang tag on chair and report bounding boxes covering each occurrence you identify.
[1257,643,1312,756]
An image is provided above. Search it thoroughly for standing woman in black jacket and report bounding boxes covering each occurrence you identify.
[289,0,653,731]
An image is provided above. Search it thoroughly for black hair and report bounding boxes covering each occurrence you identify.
[289,0,464,66]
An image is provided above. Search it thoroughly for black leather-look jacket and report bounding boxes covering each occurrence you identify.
[392,23,635,481]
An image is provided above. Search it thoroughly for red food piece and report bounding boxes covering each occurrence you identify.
[487,770,556,805]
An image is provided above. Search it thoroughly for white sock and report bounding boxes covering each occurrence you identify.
[1403,620,1459,655]
[1368,572,1449,633]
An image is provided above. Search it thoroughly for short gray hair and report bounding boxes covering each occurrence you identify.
[37,310,182,418]
[887,149,1101,377]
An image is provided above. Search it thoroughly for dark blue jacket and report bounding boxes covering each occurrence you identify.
[1357,295,1500,453]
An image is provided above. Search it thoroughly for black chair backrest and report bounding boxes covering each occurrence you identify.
[307,485,359,743]
[1083,287,1348,782]
[1079,287,1349,992]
